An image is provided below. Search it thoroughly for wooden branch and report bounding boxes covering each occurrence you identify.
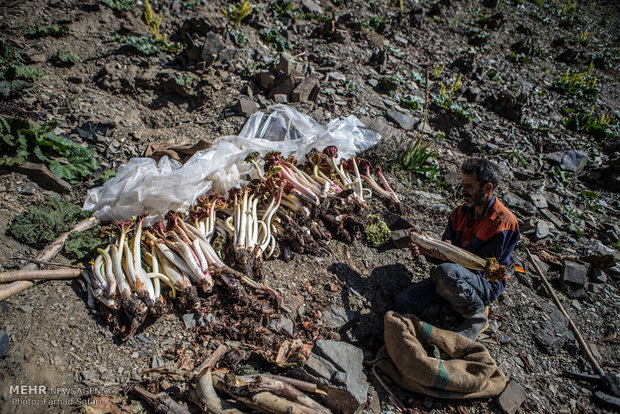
[133,386,191,414]
[211,372,329,414]
[0,268,81,283]
[371,366,406,412]
[526,248,605,378]
[263,374,327,396]
[193,369,244,414]
[0,216,98,302]
[191,342,236,380]
[12,257,83,269]
[237,375,330,413]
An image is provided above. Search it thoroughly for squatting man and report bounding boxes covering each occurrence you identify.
[395,157,520,340]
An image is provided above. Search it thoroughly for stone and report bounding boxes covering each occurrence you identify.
[562,261,588,299]
[529,193,548,209]
[80,370,96,382]
[385,108,418,131]
[589,266,607,283]
[0,330,8,358]
[305,340,368,406]
[502,192,535,216]
[360,116,406,142]
[270,74,295,97]
[465,86,481,102]
[201,32,226,65]
[233,99,258,117]
[301,0,323,14]
[182,313,197,329]
[281,294,304,317]
[324,306,354,329]
[545,151,565,165]
[391,229,412,249]
[291,77,320,102]
[540,208,564,229]
[534,303,568,353]
[15,162,71,194]
[273,93,288,103]
[561,150,588,174]
[543,191,563,212]
[535,220,551,239]
[259,71,276,89]
[269,316,294,336]
[497,380,527,414]
[327,72,346,82]
[276,53,297,75]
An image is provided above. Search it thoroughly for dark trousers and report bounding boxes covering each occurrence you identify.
[394,263,494,319]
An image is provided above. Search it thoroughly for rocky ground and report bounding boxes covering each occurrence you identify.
[0,0,619,413]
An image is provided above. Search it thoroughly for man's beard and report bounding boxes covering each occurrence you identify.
[464,190,487,207]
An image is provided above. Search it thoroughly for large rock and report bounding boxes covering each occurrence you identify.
[291,76,320,102]
[534,303,568,353]
[386,108,418,131]
[16,162,72,194]
[496,380,527,414]
[233,99,258,117]
[561,150,588,174]
[562,261,588,299]
[304,340,368,406]
[201,32,226,65]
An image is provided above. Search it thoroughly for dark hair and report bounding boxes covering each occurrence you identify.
[461,157,500,188]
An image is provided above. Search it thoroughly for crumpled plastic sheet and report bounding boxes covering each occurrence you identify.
[83,104,381,224]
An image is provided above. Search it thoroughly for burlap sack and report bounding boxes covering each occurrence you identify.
[373,311,507,399]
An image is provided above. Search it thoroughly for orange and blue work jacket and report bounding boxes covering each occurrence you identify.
[442,196,520,299]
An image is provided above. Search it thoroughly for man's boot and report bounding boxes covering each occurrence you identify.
[455,307,489,340]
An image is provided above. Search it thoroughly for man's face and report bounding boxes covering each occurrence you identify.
[462,173,491,207]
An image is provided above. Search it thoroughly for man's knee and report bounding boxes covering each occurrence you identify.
[431,263,465,291]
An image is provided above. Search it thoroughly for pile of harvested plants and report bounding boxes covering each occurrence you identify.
[81,147,401,340]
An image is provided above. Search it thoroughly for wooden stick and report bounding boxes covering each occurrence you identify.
[12,257,83,269]
[0,216,99,302]
[0,268,82,283]
[371,366,406,412]
[526,248,605,378]
[132,386,191,414]
[190,342,235,380]
[263,374,327,396]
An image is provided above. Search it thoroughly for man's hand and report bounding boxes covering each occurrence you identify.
[409,231,450,261]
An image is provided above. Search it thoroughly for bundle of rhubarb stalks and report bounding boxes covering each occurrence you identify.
[82,146,400,339]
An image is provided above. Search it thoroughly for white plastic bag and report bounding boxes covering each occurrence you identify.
[83,104,381,223]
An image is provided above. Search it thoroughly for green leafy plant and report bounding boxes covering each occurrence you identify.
[0,39,17,65]
[563,111,617,140]
[361,16,383,31]
[270,0,296,19]
[553,62,598,100]
[10,197,91,248]
[401,138,438,180]
[402,94,422,111]
[378,74,402,95]
[27,24,70,38]
[50,50,80,67]
[0,116,100,184]
[259,29,289,51]
[364,214,391,246]
[101,0,135,12]
[223,0,254,27]
[431,63,445,79]
[64,227,110,260]
[107,34,182,55]
[175,73,200,87]
[229,29,248,47]
[503,148,528,168]
[144,0,164,41]
[0,65,46,98]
